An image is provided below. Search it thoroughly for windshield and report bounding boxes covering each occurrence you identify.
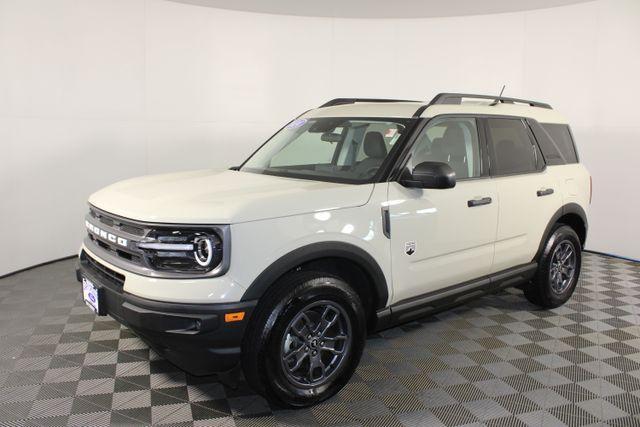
[240,117,413,183]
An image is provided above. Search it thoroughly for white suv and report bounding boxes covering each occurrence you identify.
[77,93,590,407]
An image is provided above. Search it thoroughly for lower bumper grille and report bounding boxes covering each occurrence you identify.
[80,250,125,288]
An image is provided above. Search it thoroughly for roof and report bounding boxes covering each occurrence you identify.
[422,103,568,124]
[303,102,423,119]
[301,94,569,124]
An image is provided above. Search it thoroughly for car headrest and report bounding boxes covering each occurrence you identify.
[430,138,446,158]
[442,126,467,157]
[363,132,387,159]
[443,126,464,143]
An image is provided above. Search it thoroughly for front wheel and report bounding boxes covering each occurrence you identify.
[241,271,366,408]
[524,225,582,308]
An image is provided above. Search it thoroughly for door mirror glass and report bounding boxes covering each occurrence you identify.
[400,161,456,189]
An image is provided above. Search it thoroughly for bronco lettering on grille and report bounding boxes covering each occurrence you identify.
[85,221,128,247]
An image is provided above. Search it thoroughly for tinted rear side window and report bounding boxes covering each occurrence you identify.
[528,121,563,165]
[486,118,540,175]
[541,123,578,164]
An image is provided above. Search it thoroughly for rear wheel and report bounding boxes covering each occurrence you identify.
[242,271,366,408]
[524,225,581,308]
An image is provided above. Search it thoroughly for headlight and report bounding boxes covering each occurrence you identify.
[137,229,223,274]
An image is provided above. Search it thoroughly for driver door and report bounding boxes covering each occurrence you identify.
[388,117,498,304]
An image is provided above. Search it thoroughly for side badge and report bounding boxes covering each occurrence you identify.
[405,241,416,256]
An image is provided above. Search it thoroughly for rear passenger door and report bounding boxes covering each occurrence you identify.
[484,117,561,273]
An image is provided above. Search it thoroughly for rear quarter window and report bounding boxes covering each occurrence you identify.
[531,122,579,165]
[542,124,578,164]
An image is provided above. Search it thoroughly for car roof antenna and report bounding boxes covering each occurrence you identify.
[490,85,506,106]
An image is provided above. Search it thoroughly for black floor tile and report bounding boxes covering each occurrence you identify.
[0,254,639,425]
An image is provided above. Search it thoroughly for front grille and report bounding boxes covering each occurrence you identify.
[86,207,151,269]
[120,223,144,236]
[90,208,145,236]
[81,250,125,288]
[88,233,143,264]
[84,206,230,279]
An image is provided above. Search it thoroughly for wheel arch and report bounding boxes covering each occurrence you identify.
[241,241,389,329]
[535,203,588,261]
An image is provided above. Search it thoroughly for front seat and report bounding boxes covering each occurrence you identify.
[353,132,387,178]
[440,126,469,178]
[428,137,447,163]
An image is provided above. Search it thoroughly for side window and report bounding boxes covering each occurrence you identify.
[408,117,481,179]
[486,118,539,175]
[528,120,564,165]
[541,123,578,164]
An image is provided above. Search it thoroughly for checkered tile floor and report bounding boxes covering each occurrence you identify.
[1,253,640,426]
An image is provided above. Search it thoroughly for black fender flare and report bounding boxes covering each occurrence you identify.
[241,241,389,310]
[534,203,588,261]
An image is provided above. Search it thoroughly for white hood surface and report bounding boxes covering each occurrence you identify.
[89,169,374,224]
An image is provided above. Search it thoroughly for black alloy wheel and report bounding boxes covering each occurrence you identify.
[242,271,366,408]
[549,240,577,295]
[525,224,582,308]
[280,300,352,387]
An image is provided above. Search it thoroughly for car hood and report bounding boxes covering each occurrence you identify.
[88,169,374,224]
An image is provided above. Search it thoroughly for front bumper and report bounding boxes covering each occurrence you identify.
[77,250,256,375]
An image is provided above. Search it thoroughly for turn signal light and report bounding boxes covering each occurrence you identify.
[224,312,245,322]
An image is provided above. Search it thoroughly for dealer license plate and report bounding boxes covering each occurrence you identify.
[82,277,100,314]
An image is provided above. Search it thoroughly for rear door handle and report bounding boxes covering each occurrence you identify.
[537,188,554,197]
[467,197,492,207]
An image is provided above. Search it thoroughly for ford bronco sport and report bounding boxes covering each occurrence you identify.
[77,93,590,407]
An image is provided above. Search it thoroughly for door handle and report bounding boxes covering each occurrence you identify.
[537,188,554,197]
[467,197,492,207]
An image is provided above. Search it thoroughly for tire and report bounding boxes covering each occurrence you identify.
[241,270,366,408]
[524,224,581,308]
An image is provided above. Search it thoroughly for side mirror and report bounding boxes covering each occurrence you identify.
[400,161,456,189]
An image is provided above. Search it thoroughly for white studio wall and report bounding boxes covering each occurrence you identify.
[1,0,639,276]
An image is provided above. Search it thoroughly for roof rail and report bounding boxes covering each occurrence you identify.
[428,93,552,109]
[320,98,421,108]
